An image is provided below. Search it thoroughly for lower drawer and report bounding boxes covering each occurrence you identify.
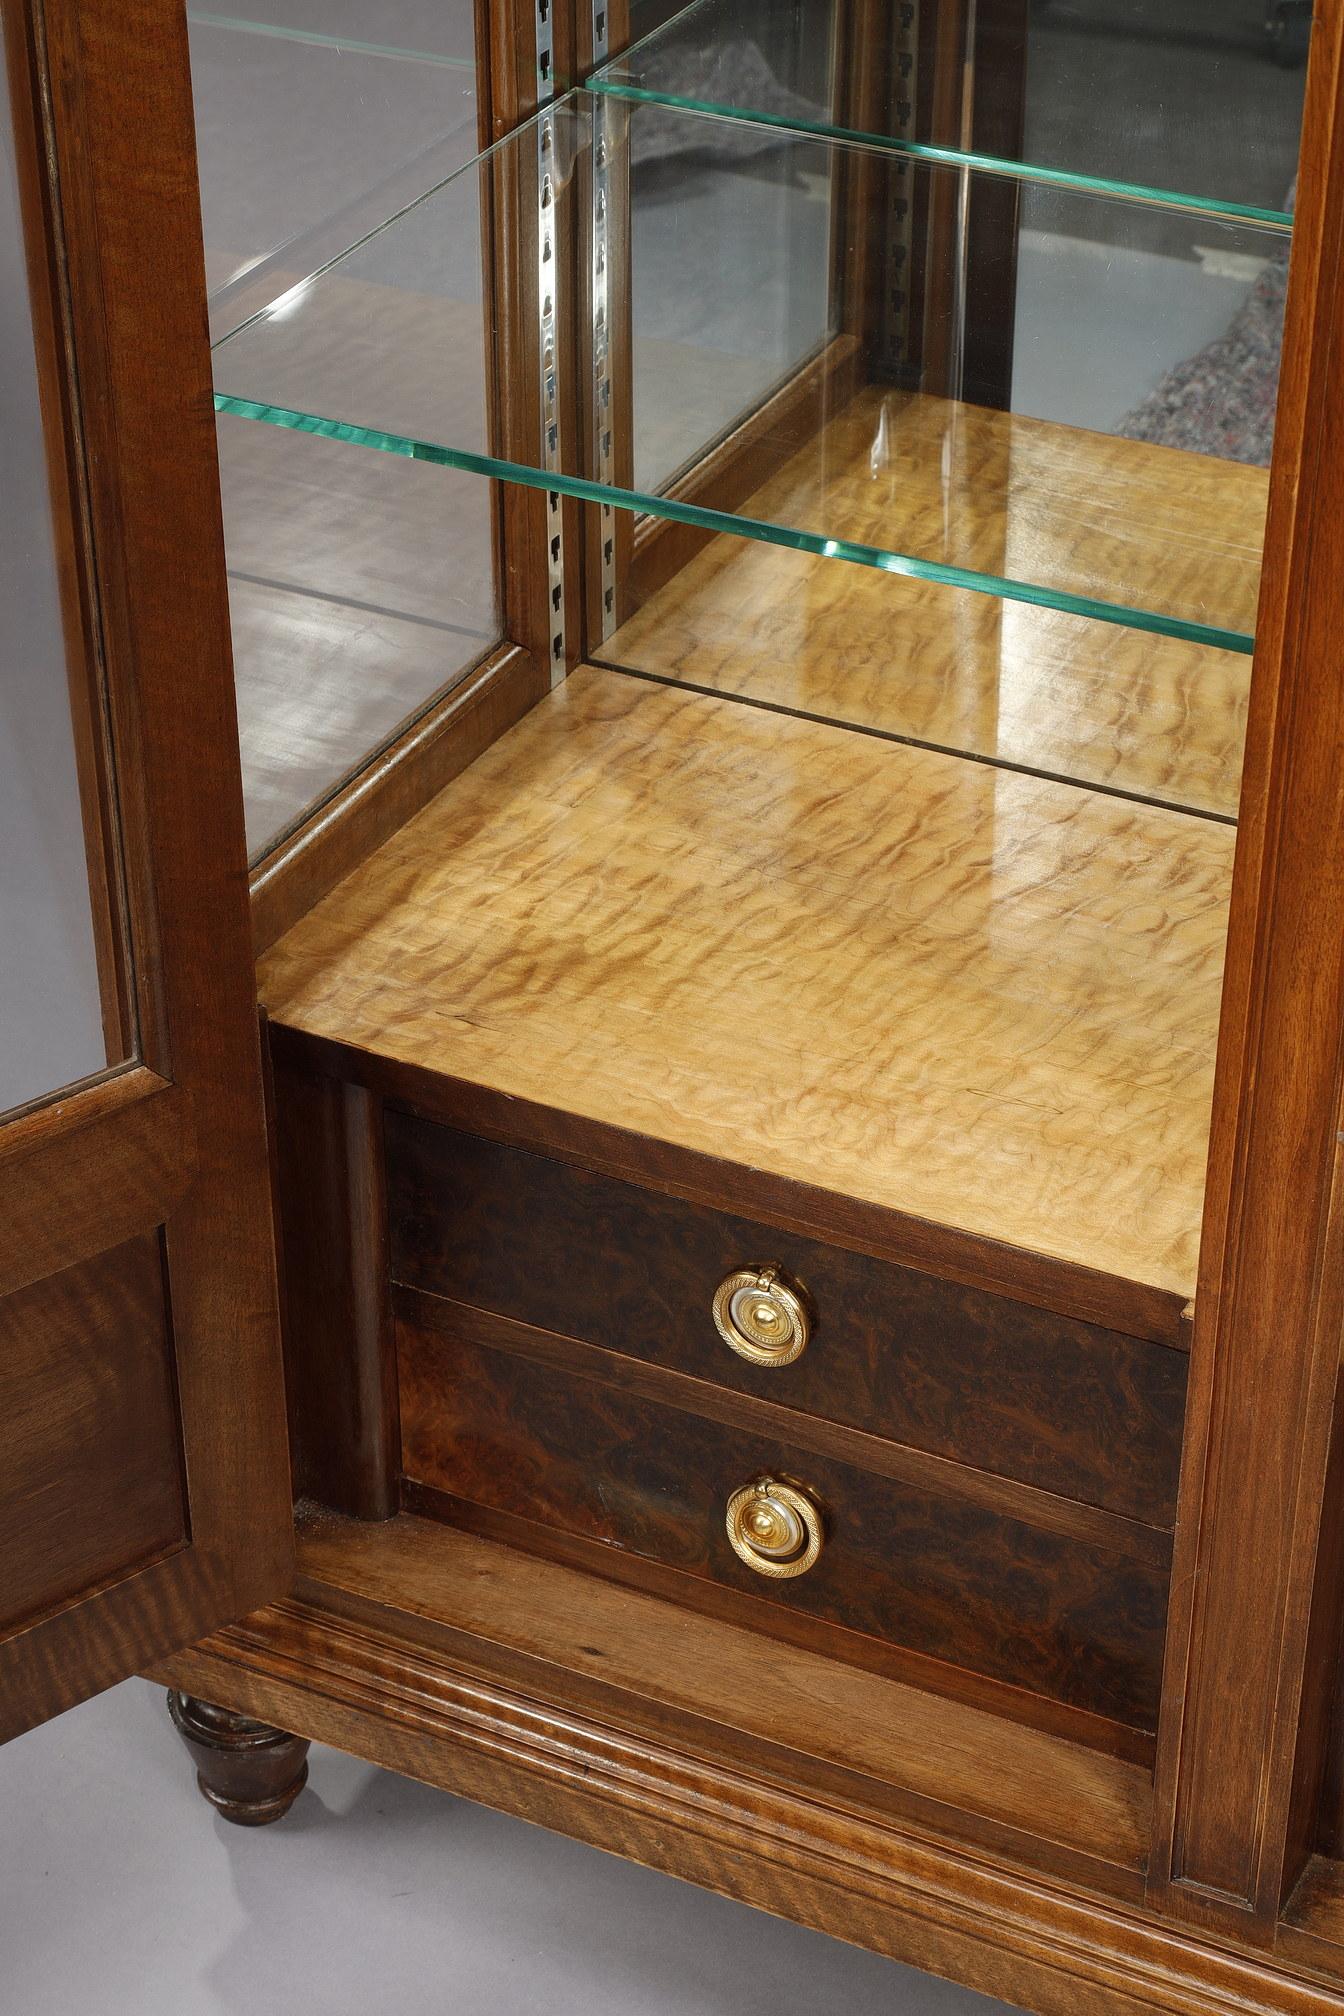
[397,1303,1169,1736]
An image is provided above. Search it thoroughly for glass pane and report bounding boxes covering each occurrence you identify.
[220,418,500,857]
[598,0,1306,221]
[0,52,124,1117]
[188,1,504,860]
[629,76,836,494]
[212,90,1283,655]
[188,5,481,341]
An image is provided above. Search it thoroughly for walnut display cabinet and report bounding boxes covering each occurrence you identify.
[8,0,1344,2007]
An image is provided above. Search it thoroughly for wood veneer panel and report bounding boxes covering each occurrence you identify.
[397,1318,1169,1729]
[385,1114,1187,1525]
[261,666,1231,1300]
[603,387,1254,820]
[0,1069,192,1298]
[0,1235,185,1631]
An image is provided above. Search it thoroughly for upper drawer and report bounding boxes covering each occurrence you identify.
[385,1113,1187,1526]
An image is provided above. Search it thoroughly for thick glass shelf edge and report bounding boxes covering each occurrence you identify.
[212,392,1255,655]
[586,74,1293,232]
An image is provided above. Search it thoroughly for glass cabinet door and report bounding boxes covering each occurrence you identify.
[0,0,290,1742]
[0,56,127,1118]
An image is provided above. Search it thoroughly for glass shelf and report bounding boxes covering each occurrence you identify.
[212,89,1284,655]
[593,0,1303,228]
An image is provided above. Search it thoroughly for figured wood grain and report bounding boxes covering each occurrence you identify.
[0,1235,185,1631]
[261,666,1232,1299]
[271,1027,1189,1341]
[604,387,1254,819]
[250,643,545,954]
[391,1289,1174,1567]
[397,1317,1169,1729]
[385,1114,1187,1526]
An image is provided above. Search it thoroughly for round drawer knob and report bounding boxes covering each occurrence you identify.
[712,1264,812,1366]
[725,1478,825,1578]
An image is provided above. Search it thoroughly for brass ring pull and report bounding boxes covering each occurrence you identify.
[712,1264,812,1366]
[725,1478,825,1578]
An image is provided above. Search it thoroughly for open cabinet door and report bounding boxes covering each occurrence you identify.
[0,0,292,1741]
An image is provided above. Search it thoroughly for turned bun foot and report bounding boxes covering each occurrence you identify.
[167,1691,311,1826]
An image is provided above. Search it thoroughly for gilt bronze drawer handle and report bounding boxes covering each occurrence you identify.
[712,1264,812,1366]
[725,1478,825,1578]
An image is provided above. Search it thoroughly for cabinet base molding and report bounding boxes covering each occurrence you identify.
[166,1690,310,1826]
[152,1577,1344,2016]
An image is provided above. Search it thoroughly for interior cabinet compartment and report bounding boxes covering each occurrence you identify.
[17,0,1344,1999]
[222,0,1311,1827]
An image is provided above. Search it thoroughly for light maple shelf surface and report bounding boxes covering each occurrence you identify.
[608,387,1257,820]
[260,665,1232,1301]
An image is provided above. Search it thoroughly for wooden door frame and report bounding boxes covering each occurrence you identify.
[1149,0,1344,1931]
[0,0,290,1738]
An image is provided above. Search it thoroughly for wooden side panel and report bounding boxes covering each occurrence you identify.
[0,1236,185,1631]
[385,1114,1187,1525]
[397,1314,1171,1731]
[1149,0,1344,1924]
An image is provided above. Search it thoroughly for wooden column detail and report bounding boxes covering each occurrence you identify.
[1149,2,1344,1926]
[272,1059,400,1520]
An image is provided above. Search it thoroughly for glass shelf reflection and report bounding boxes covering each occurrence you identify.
[212,87,1284,654]
[594,0,1302,227]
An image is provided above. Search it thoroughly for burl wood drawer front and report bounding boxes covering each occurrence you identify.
[385,1114,1186,1526]
[397,1313,1168,1730]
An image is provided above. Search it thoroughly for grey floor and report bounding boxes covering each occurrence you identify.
[0,1678,1018,2016]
